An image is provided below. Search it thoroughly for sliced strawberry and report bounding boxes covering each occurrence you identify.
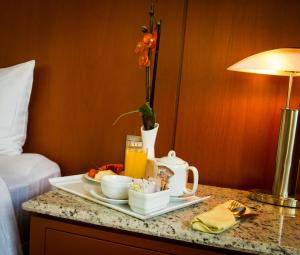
[99,164,124,174]
[87,168,98,178]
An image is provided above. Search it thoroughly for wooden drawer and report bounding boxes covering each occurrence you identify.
[45,228,166,255]
[30,214,248,255]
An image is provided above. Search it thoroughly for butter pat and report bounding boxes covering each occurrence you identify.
[94,170,116,181]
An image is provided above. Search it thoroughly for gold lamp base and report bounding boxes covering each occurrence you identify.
[249,189,300,208]
[250,109,300,209]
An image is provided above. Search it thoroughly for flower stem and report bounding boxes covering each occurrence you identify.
[146,66,150,102]
[150,20,161,110]
[147,2,155,104]
[112,110,139,126]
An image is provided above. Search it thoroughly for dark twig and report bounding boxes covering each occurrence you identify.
[146,67,150,102]
[150,20,161,110]
[146,2,155,104]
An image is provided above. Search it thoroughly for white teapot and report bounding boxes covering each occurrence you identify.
[156,150,199,197]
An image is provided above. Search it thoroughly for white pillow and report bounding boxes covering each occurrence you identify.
[0,60,35,155]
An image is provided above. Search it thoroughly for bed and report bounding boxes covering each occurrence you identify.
[0,60,61,254]
[0,153,60,255]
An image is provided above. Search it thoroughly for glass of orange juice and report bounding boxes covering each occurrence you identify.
[125,141,148,178]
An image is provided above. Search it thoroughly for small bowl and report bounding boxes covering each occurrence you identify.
[101,175,132,200]
[128,189,170,215]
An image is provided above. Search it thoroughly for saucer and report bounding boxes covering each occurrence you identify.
[89,189,128,205]
[170,194,196,202]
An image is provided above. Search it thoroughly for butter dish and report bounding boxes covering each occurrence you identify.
[128,189,170,215]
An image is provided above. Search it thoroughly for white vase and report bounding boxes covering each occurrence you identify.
[141,123,159,159]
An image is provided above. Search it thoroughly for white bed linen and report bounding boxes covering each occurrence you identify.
[0,153,60,255]
[0,177,23,255]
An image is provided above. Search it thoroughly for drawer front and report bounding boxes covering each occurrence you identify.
[31,215,245,255]
[45,228,167,255]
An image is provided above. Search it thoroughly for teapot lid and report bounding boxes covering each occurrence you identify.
[157,150,186,165]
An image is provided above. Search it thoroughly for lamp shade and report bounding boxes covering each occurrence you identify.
[228,48,300,76]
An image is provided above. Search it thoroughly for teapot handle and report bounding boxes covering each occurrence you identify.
[184,166,199,196]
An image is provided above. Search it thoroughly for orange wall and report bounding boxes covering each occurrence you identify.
[0,0,185,174]
[0,0,300,191]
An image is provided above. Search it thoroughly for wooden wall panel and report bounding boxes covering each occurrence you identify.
[1,0,300,190]
[0,0,185,175]
[176,0,300,189]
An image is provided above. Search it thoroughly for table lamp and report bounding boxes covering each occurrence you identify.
[228,48,300,208]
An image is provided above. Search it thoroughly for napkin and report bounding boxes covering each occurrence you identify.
[191,200,249,234]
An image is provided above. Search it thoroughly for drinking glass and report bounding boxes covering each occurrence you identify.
[125,142,148,178]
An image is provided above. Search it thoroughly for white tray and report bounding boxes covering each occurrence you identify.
[49,175,210,220]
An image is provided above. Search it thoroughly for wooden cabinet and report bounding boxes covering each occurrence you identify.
[30,214,248,255]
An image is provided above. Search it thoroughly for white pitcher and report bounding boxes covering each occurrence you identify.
[156,150,199,196]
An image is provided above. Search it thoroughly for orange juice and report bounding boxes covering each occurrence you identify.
[125,147,148,178]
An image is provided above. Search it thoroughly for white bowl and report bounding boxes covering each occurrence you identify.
[101,175,132,200]
[128,189,170,215]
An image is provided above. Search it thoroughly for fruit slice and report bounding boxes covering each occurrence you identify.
[99,164,124,174]
[88,168,98,178]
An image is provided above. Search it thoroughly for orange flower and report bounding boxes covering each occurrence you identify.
[135,41,145,54]
[138,53,150,68]
[143,32,156,49]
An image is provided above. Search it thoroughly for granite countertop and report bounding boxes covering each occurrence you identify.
[22,184,300,255]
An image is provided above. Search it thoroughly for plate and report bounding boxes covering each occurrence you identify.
[83,173,101,183]
[89,189,128,205]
